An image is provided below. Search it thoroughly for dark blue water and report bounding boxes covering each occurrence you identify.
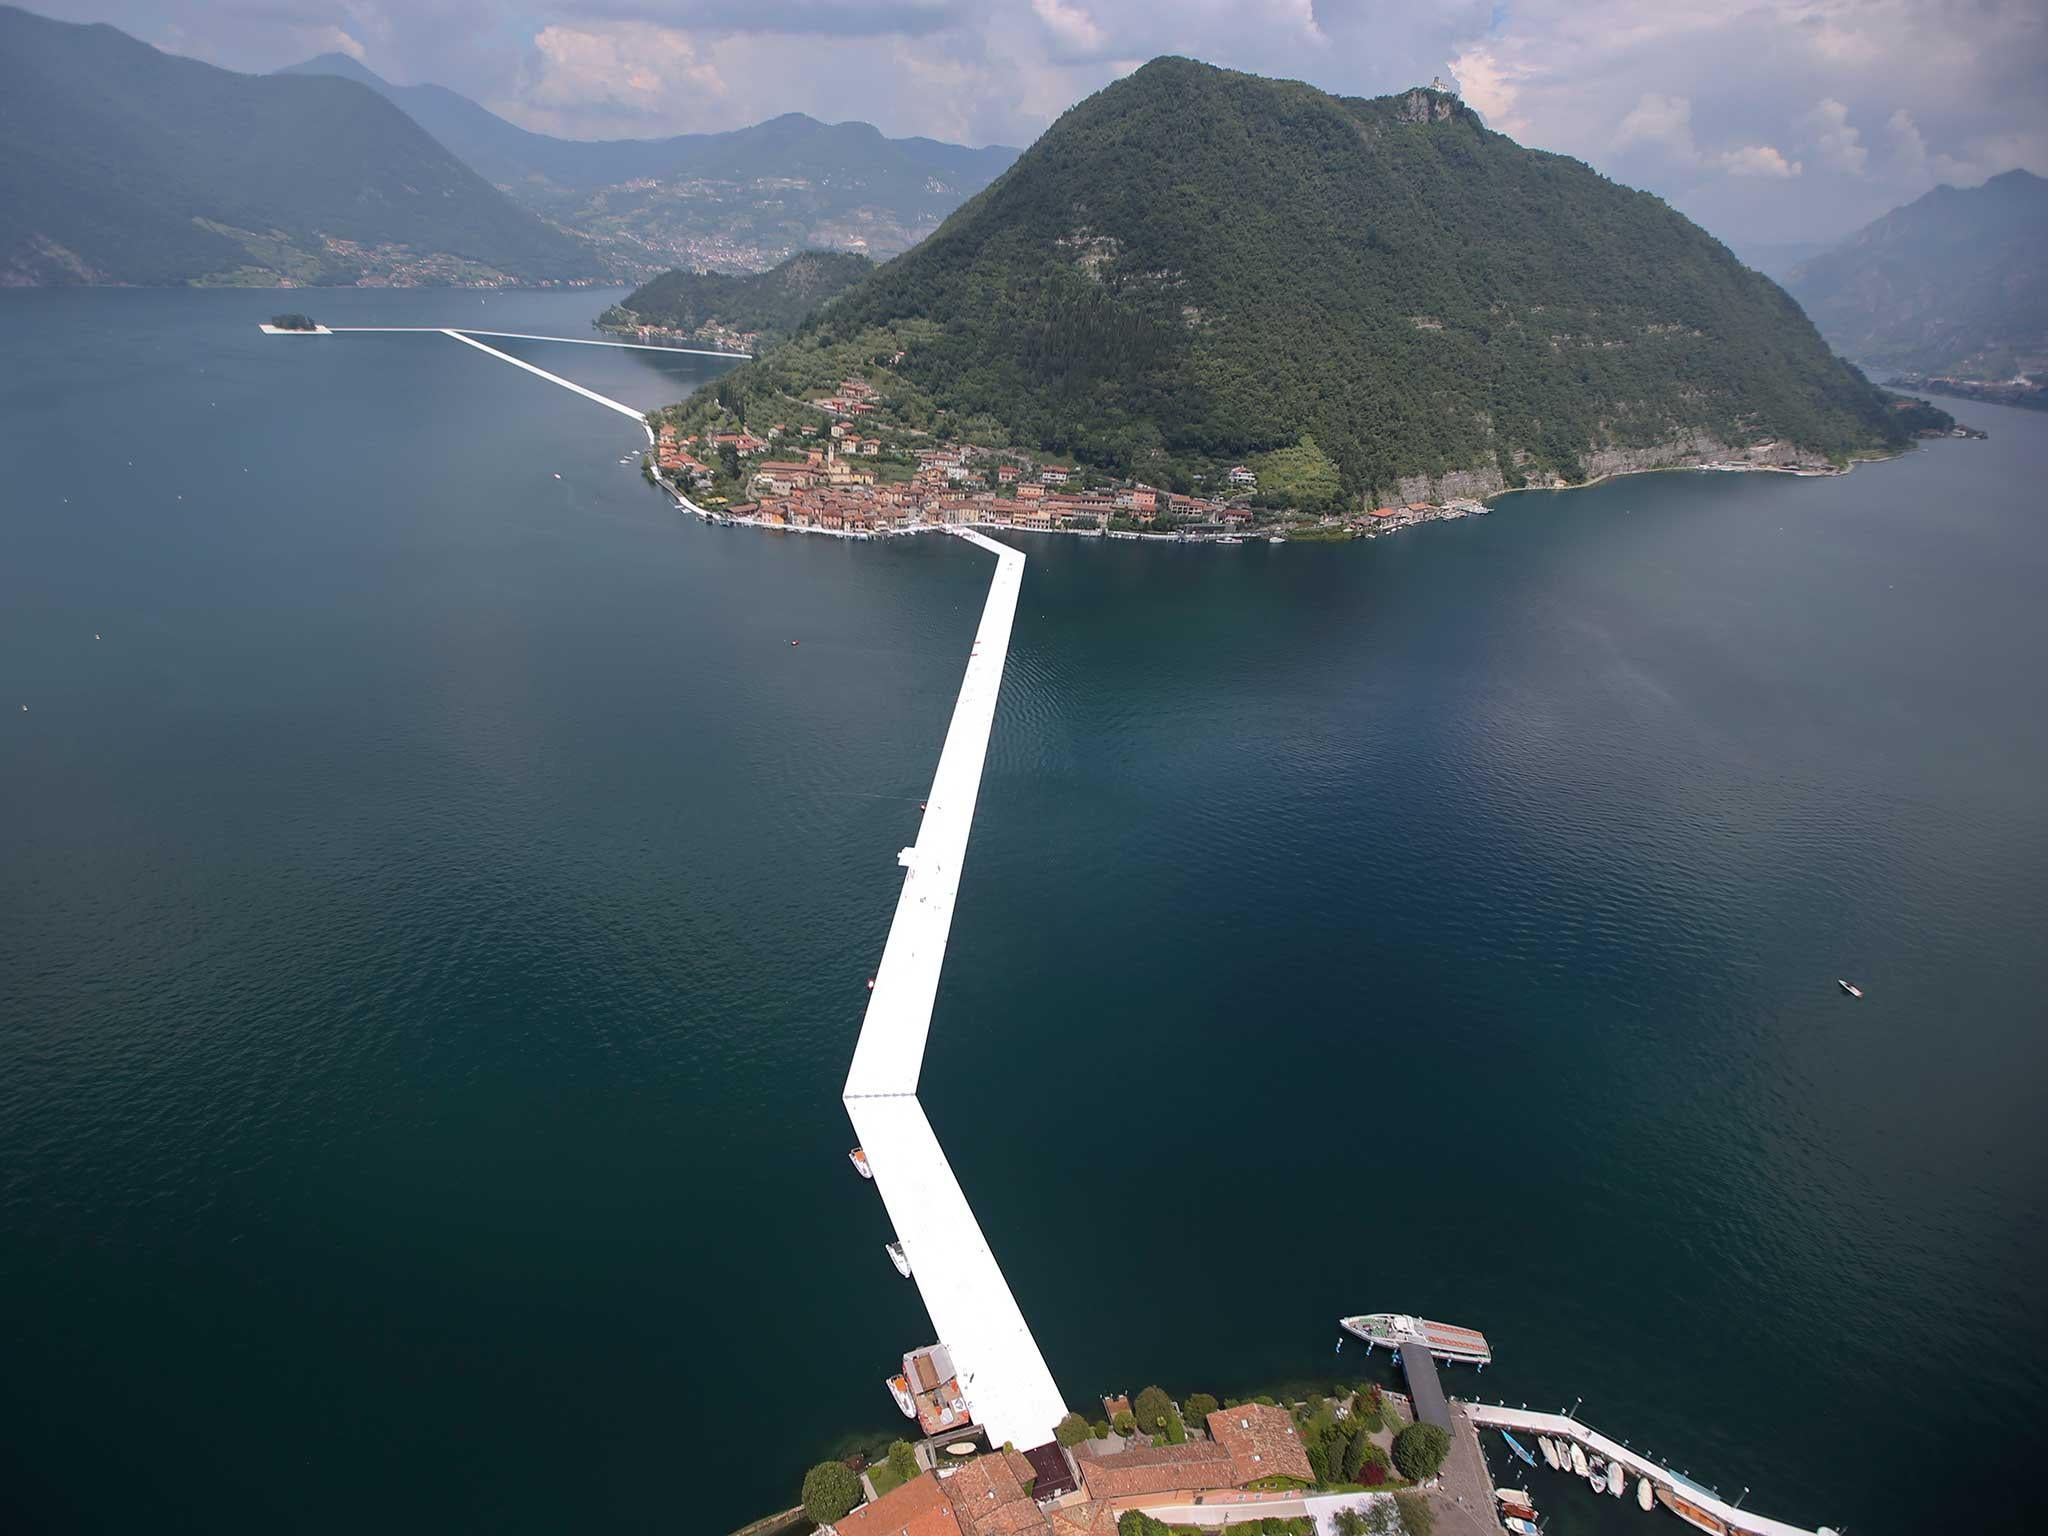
[3,289,2043,1535]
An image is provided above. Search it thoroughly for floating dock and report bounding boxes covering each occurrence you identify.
[842,531,1068,1450]
[1464,1404,1837,1536]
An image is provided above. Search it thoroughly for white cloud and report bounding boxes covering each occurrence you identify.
[1616,92,1697,158]
[1031,0,1106,55]
[519,23,726,127]
[1803,98,1866,175]
[1715,144,1801,178]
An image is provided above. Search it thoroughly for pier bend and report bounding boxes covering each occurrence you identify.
[841,530,1070,1448]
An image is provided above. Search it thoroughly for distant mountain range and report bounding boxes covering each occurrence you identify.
[681,59,1933,508]
[0,5,603,287]
[1785,169,2047,379]
[277,53,1018,276]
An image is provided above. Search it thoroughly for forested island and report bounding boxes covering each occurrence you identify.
[660,59,1943,521]
[599,251,872,352]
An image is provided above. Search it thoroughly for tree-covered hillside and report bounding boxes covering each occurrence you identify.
[685,59,1920,505]
[0,6,603,286]
[1787,169,2047,379]
[601,251,873,343]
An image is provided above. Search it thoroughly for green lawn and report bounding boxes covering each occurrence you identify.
[867,1462,908,1498]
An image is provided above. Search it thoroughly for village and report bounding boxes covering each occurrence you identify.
[651,375,1490,543]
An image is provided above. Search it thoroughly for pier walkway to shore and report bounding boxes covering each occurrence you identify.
[1462,1404,1832,1536]
[842,530,1070,1450]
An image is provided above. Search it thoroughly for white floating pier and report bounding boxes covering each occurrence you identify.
[1464,1404,1834,1536]
[843,531,1068,1449]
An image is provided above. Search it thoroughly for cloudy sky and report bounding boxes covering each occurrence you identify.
[41,0,2048,246]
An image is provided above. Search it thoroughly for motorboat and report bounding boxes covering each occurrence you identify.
[849,1147,873,1179]
[886,1240,911,1278]
[887,1373,916,1418]
[1538,1436,1560,1470]
[1838,979,1863,998]
[1655,1485,1733,1534]
[1569,1443,1589,1478]
[1503,1519,1539,1536]
[1639,1477,1655,1511]
[1608,1461,1625,1496]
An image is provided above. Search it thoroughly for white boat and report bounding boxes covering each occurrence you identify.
[886,1373,916,1418]
[1639,1477,1655,1510]
[849,1147,873,1179]
[1337,1312,1493,1365]
[1538,1437,1560,1470]
[1495,1488,1531,1505]
[885,1240,911,1278]
[1608,1461,1625,1496]
[1268,536,1284,544]
[1570,1443,1589,1478]
[1504,1519,1539,1536]
[1838,978,1863,998]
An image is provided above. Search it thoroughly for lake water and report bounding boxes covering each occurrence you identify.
[2,288,2042,1535]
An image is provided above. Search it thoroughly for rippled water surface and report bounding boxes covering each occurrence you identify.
[3,290,2043,1534]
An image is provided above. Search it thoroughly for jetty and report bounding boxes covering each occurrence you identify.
[1464,1404,1837,1536]
[843,530,1069,1449]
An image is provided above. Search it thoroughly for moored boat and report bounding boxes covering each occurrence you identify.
[1569,1443,1589,1478]
[1503,1518,1539,1536]
[1337,1312,1492,1365]
[849,1146,872,1179]
[1501,1431,1536,1466]
[1538,1436,1560,1470]
[1639,1477,1655,1511]
[1494,1488,1531,1507]
[886,1373,915,1418]
[1655,1485,1732,1534]
[885,1239,911,1278]
[1608,1460,1625,1496]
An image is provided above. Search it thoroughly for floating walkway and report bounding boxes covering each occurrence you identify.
[843,531,1070,1449]
[322,325,749,358]
[1463,1404,1836,1536]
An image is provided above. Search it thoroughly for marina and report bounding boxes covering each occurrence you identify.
[1466,1404,1839,1536]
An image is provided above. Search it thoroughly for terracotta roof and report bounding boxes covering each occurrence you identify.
[1071,1438,1237,1500]
[1046,1504,1120,1536]
[832,1472,961,1536]
[1205,1403,1314,1484]
[941,1452,1050,1536]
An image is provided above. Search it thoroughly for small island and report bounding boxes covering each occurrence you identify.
[258,313,328,335]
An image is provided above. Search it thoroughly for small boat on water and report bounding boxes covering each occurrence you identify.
[887,1373,916,1418]
[849,1147,873,1179]
[1569,1443,1589,1478]
[1503,1519,1539,1536]
[1538,1436,1560,1470]
[1608,1461,1625,1496]
[1494,1488,1531,1507]
[1500,1431,1536,1466]
[885,1240,910,1278]
[1838,978,1864,998]
[1655,1485,1732,1535]
[1639,1477,1655,1511]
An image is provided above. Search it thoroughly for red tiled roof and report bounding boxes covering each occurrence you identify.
[1205,1404,1314,1484]
[833,1472,961,1536]
[1072,1439,1236,1500]
[941,1453,1050,1536]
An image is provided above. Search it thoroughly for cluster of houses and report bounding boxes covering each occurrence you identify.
[655,378,1267,536]
[828,1399,1316,1536]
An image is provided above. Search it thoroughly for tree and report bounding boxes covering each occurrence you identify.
[1117,1513,1172,1536]
[1185,1392,1220,1421]
[1132,1386,1174,1436]
[1391,1422,1450,1482]
[1335,1510,1369,1536]
[1305,1439,1331,1485]
[1091,1420,1110,1440]
[1055,1412,1092,1448]
[887,1440,919,1484]
[1112,1409,1135,1436]
[1394,1492,1435,1536]
[801,1460,861,1525]
[1341,1420,1373,1482]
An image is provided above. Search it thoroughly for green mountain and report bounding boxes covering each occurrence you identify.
[278,53,1017,275]
[0,7,603,286]
[1786,169,2048,379]
[685,59,1930,506]
[600,251,873,344]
